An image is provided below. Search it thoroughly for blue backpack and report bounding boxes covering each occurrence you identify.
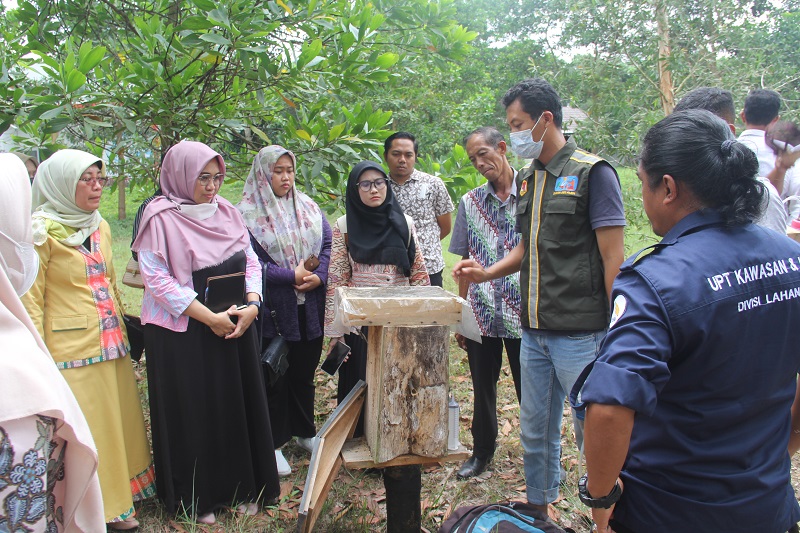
[438,501,576,533]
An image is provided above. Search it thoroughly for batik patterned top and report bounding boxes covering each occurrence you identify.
[324,215,429,337]
[449,180,521,338]
[390,169,454,275]
[59,231,127,369]
[0,416,66,533]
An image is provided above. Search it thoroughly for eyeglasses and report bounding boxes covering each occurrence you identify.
[198,173,225,186]
[357,178,388,192]
[78,176,109,186]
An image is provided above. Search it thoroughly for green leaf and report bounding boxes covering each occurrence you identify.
[40,106,66,120]
[374,52,398,69]
[327,122,345,141]
[295,129,312,141]
[84,117,113,127]
[181,16,214,30]
[66,70,87,92]
[208,8,230,27]
[249,124,271,143]
[199,33,232,46]
[297,39,323,69]
[78,46,107,74]
[191,0,216,10]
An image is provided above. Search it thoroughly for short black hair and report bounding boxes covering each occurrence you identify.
[640,109,763,226]
[464,127,505,149]
[742,89,781,126]
[384,132,419,156]
[673,87,735,125]
[501,78,563,129]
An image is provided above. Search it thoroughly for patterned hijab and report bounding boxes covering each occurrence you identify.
[345,161,415,274]
[237,145,323,269]
[132,141,250,286]
[30,149,104,246]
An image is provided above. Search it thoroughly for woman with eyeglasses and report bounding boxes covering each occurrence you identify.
[237,146,332,476]
[324,161,429,531]
[22,149,155,530]
[132,141,279,523]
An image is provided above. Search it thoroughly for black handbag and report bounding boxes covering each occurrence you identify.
[260,265,289,386]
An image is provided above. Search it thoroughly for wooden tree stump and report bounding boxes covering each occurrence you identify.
[333,286,463,464]
[366,325,450,462]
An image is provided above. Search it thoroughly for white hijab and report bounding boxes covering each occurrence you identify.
[0,153,104,531]
[31,149,104,246]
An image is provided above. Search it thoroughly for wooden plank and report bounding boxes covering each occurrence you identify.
[341,438,471,469]
[298,381,366,533]
[335,286,463,326]
[364,325,385,465]
[366,326,450,463]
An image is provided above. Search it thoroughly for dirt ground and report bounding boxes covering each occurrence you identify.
[132,342,800,532]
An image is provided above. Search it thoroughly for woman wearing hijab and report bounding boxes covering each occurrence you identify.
[132,140,279,524]
[238,145,332,476]
[324,161,429,532]
[12,152,39,182]
[0,153,104,533]
[324,161,429,426]
[21,149,155,530]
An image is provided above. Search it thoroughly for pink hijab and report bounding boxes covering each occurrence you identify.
[132,141,250,285]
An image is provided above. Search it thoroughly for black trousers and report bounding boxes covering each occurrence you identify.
[465,335,522,459]
[428,269,443,287]
[264,305,323,448]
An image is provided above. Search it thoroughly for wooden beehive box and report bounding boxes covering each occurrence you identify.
[334,286,463,463]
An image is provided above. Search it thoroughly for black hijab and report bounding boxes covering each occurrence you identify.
[345,161,416,274]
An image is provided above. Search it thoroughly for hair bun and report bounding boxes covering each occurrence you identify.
[721,139,735,156]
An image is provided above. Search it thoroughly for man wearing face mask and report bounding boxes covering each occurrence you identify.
[453,78,625,515]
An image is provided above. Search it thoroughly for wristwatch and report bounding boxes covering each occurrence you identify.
[578,474,622,509]
[246,300,261,309]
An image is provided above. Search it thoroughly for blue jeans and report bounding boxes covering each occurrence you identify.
[521,327,605,505]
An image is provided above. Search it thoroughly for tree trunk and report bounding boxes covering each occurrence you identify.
[655,0,675,115]
[118,178,126,220]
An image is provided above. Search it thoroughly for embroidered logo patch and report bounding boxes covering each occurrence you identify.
[609,294,627,328]
[554,175,578,195]
[520,180,528,196]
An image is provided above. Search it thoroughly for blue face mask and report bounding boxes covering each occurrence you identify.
[509,114,548,159]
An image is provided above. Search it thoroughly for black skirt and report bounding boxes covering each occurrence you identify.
[144,251,279,515]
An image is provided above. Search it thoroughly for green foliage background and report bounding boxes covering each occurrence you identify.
[2,0,798,209]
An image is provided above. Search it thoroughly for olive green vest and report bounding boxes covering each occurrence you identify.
[515,137,613,331]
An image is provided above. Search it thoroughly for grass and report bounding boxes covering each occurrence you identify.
[100,168,655,532]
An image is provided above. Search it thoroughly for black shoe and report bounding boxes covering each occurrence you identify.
[457,454,491,479]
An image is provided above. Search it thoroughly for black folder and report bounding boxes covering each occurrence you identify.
[204,272,246,313]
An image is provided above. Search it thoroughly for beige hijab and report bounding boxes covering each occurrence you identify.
[0,153,104,531]
[31,149,104,246]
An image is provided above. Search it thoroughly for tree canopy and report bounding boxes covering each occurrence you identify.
[2,0,797,202]
[1,0,474,203]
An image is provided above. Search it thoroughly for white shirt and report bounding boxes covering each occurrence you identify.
[755,177,788,234]
[738,129,775,177]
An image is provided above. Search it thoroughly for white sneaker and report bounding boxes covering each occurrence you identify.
[275,449,291,477]
[296,436,314,453]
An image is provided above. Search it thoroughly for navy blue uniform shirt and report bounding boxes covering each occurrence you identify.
[574,210,800,533]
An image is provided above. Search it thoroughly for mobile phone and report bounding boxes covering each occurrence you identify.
[304,255,320,271]
[321,341,350,375]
